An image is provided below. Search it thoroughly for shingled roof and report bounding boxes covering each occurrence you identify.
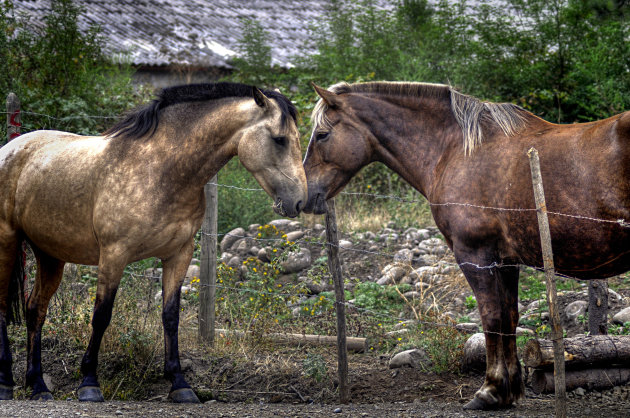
[12,0,393,69]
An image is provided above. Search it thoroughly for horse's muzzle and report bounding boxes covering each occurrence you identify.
[273,197,302,218]
[302,192,327,215]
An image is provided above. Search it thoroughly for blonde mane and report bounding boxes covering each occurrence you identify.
[311,81,528,155]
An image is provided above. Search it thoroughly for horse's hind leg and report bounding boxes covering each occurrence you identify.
[25,247,65,400]
[162,238,199,403]
[0,228,18,400]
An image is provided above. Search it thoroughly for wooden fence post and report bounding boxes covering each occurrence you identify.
[199,175,218,344]
[6,93,20,144]
[588,279,608,335]
[528,147,566,418]
[325,198,349,404]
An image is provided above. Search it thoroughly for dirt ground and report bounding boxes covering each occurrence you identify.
[6,347,630,417]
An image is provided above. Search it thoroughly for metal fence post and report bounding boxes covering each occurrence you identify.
[199,175,218,344]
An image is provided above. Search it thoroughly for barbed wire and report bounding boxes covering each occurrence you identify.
[123,269,519,338]
[206,183,630,229]
[10,106,629,342]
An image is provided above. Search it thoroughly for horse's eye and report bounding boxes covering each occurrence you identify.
[315,132,329,142]
[272,136,286,146]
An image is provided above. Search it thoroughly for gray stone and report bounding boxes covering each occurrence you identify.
[339,239,353,249]
[574,387,586,396]
[394,249,414,264]
[269,219,292,229]
[389,348,430,369]
[220,227,245,252]
[455,323,480,334]
[612,306,630,325]
[280,248,312,273]
[285,230,304,242]
[287,221,302,231]
[565,300,588,323]
[184,264,200,283]
[257,247,270,262]
[418,238,447,255]
[43,373,55,392]
[235,238,252,252]
[227,256,241,269]
[608,288,624,305]
[516,327,535,336]
[220,252,233,263]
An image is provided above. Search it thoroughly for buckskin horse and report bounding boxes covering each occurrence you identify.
[302,81,630,410]
[0,82,307,402]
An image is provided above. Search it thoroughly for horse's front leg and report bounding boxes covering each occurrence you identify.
[25,249,65,400]
[456,248,522,410]
[162,238,199,403]
[78,248,126,402]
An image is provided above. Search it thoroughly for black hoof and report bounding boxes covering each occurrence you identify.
[31,391,53,401]
[463,396,488,410]
[0,384,13,400]
[78,386,104,402]
[168,388,200,403]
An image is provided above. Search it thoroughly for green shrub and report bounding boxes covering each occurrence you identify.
[0,0,146,141]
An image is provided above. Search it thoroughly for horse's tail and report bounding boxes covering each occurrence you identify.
[6,240,25,325]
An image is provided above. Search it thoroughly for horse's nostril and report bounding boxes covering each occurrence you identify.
[295,200,303,213]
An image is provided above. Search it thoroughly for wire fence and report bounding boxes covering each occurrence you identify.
[8,98,630,348]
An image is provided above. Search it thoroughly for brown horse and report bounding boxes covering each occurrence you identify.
[0,82,307,403]
[303,81,630,410]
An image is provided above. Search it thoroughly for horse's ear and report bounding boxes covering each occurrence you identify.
[252,87,270,108]
[311,82,339,108]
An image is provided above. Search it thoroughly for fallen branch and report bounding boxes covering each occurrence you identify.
[215,328,366,353]
[531,368,630,394]
[524,335,630,369]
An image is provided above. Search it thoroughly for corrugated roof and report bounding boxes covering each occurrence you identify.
[12,0,394,69]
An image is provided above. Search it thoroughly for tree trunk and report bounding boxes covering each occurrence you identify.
[531,368,630,394]
[588,279,608,335]
[524,335,630,369]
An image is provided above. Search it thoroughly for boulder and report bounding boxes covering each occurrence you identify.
[227,256,242,269]
[462,333,486,372]
[612,307,630,325]
[393,249,414,264]
[456,323,480,334]
[220,227,245,253]
[257,247,270,262]
[565,300,588,323]
[269,219,292,229]
[285,230,304,242]
[339,239,353,249]
[280,248,312,273]
[389,348,430,369]
[184,264,200,283]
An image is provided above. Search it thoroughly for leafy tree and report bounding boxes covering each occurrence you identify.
[0,0,145,140]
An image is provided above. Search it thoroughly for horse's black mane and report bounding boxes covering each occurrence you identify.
[104,82,297,139]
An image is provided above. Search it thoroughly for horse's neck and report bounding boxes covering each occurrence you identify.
[143,102,245,189]
[370,96,460,198]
